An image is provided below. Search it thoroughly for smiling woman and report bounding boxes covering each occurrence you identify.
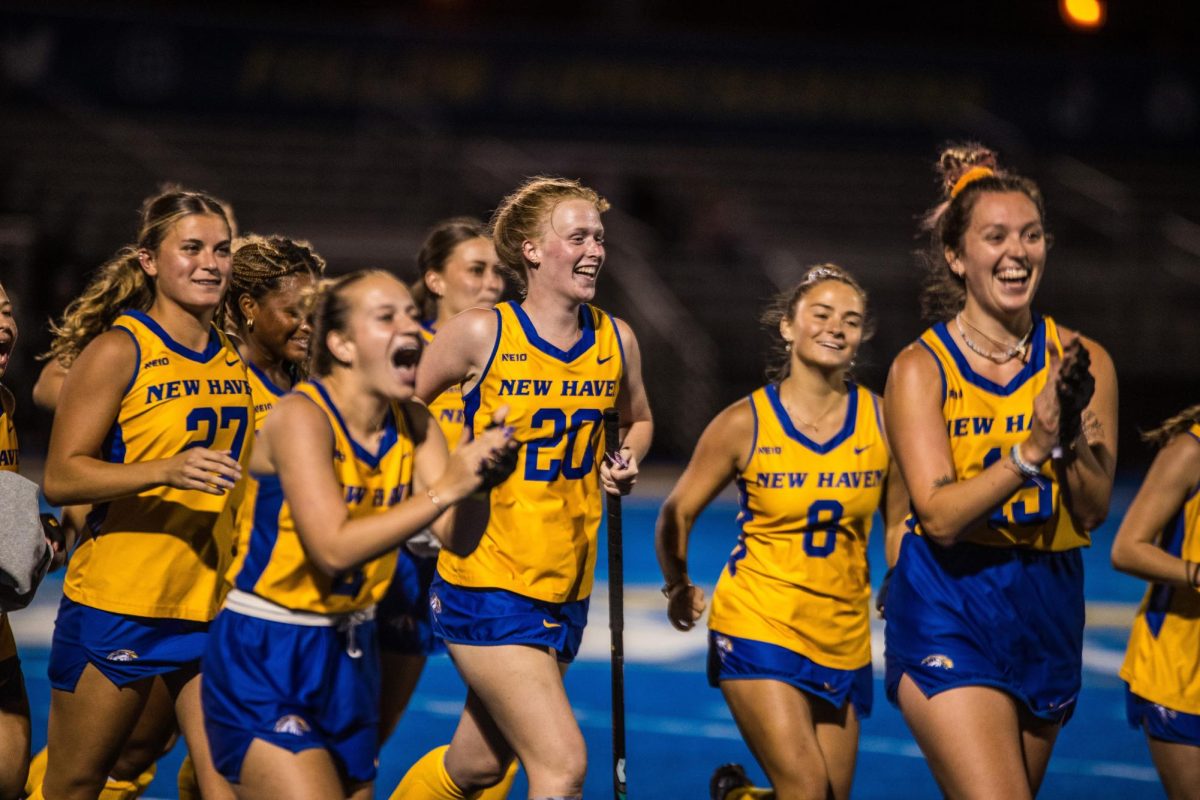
[654,264,909,800]
[35,189,251,800]
[391,177,653,800]
[202,270,516,800]
[226,234,327,426]
[882,144,1119,799]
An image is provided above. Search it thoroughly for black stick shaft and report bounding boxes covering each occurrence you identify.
[604,408,627,799]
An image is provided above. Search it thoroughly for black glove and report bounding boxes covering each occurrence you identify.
[1057,339,1095,451]
[477,422,521,491]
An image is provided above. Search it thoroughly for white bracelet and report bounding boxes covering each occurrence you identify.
[1009,444,1042,479]
[427,488,444,508]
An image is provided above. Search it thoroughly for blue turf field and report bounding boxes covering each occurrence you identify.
[14,476,1164,798]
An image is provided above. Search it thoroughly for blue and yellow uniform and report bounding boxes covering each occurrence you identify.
[204,380,414,784]
[48,311,253,691]
[225,361,289,559]
[420,322,466,448]
[430,301,623,661]
[378,323,453,656]
[0,390,19,673]
[708,383,887,713]
[246,362,287,431]
[884,315,1086,722]
[1121,423,1200,745]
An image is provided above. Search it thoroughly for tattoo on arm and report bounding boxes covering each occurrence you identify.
[1082,409,1103,446]
[932,474,955,489]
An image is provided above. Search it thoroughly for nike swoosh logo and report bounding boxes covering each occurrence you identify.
[854,445,872,455]
[225,358,240,367]
[597,354,614,365]
[541,619,562,629]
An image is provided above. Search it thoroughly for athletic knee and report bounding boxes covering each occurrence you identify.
[523,745,586,795]
[772,761,831,800]
[449,751,515,793]
[0,764,29,800]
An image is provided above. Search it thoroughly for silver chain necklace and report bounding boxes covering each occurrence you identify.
[955,313,1033,363]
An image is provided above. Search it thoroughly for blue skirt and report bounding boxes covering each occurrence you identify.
[884,533,1084,724]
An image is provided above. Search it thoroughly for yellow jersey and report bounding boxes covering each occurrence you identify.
[909,315,1087,551]
[0,386,17,662]
[63,311,254,621]
[708,383,888,670]
[0,390,16,472]
[246,361,287,431]
[437,301,623,603]
[1120,423,1200,714]
[421,322,466,451]
[228,380,414,614]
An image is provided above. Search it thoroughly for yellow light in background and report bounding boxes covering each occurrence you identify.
[1060,0,1106,31]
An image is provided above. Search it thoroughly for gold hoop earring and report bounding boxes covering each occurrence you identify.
[247,318,255,332]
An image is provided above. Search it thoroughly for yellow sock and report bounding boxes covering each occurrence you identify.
[26,748,156,800]
[98,775,144,800]
[24,747,48,797]
[176,754,200,800]
[390,745,467,800]
[474,759,519,800]
[725,788,774,800]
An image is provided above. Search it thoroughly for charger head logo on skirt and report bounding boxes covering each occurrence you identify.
[274,714,311,736]
[714,634,733,661]
[921,654,955,669]
[1153,704,1178,721]
[429,593,442,615]
[105,649,139,662]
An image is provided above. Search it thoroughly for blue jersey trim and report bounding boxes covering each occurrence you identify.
[102,421,126,464]
[932,315,1047,397]
[744,394,759,471]
[868,390,885,440]
[119,310,222,363]
[609,312,627,377]
[461,307,502,440]
[764,381,858,454]
[916,339,947,405]
[1144,506,1188,637]
[1186,431,1200,501]
[112,325,142,396]
[508,301,596,363]
[306,380,398,469]
[247,362,288,399]
[235,474,287,595]
[420,319,437,335]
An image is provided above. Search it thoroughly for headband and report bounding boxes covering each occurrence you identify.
[949,166,995,199]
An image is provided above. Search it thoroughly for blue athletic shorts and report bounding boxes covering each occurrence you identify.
[202,608,381,785]
[884,533,1084,724]
[708,630,873,718]
[1126,687,1200,746]
[48,595,208,691]
[429,574,589,663]
[377,549,445,656]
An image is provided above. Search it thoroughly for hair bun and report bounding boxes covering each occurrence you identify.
[937,143,999,197]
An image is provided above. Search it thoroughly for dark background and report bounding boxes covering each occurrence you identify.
[2,0,1197,466]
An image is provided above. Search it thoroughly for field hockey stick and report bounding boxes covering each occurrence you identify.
[603,408,628,800]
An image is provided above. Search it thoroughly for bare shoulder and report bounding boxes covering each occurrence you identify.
[400,398,435,444]
[264,392,330,441]
[698,395,756,463]
[68,329,138,389]
[440,306,499,345]
[1163,428,1200,467]
[611,315,638,343]
[888,340,941,386]
[711,394,755,437]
